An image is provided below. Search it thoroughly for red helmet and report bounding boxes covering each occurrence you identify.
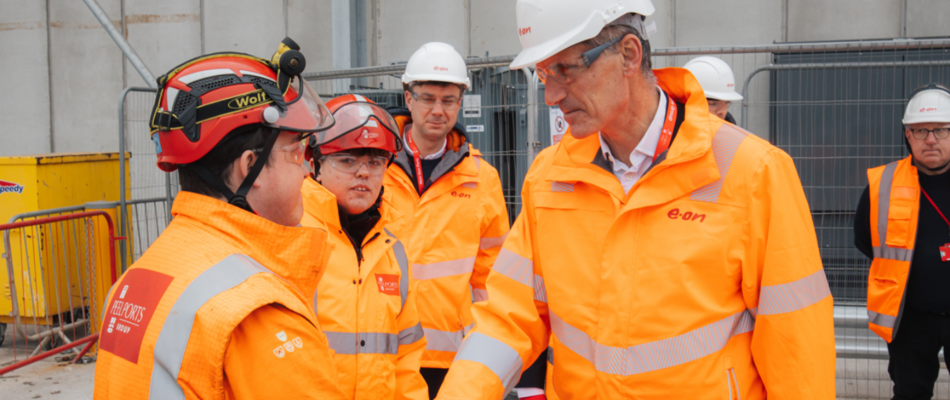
[150,38,334,172]
[307,94,402,159]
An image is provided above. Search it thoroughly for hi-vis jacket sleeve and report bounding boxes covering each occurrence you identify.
[439,181,548,399]
[396,278,429,400]
[224,304,347,399]
[744,149,836,399]
[471,171,512,303]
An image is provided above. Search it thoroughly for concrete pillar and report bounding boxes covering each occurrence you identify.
[905,0,950,38]
[0,0,52,156]
[376,0,468,65]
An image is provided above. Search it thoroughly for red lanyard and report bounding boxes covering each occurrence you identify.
[921,187,950,230]
[404,129,426,193]
[653,93,678,162]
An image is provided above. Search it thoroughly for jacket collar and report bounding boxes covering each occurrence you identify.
[300,177,404,235]
[387,107,476,191]
[544,67,723,207]
[170,191,329,298]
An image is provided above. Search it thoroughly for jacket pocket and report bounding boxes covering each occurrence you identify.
[726,367,741,400]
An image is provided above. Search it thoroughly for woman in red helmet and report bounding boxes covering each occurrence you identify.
[94,39,348,399]
[301,94,428,400]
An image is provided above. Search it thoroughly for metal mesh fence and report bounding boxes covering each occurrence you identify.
[119,89,176,267]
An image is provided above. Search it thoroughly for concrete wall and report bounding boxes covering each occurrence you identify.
[0,0,51,155]
[2,0,950,157]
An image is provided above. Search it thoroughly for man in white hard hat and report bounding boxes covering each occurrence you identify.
[854,83,950,400]
[382,42,510,399]
[683,56,743,124]
[436,0,836,398]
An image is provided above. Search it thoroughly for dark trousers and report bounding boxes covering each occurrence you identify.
[421,368,448,400]
[887,311,950,400]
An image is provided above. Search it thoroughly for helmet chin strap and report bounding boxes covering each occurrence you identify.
[190,128,282,213]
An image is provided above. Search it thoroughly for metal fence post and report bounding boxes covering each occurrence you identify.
[83,0,157,88]
[118,87,157,272]
[523,68,539,165]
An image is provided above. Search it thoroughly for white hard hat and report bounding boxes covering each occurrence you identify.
[903,84,950,125]
[510,0,656,70]
[682,56,743,102]
[401,42,471,89]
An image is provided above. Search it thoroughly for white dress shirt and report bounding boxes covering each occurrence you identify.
[598,87,668,195]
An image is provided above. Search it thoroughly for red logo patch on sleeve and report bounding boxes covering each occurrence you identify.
[98,268,174,364]
[375,273,400,295]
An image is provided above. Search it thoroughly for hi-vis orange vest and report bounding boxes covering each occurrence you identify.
[437,68,836,400]
[300,179,428,400]
[383,118,510,369]
[867,156,920,343]
[93,192,346,399]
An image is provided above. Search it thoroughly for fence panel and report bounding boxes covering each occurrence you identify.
[118,88,177,269]
[0,211,119,374]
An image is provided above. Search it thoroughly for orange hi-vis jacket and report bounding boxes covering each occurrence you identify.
[866,156,920,343]
[437,68,836,400]
[300,179,429,400]
[383,111,510,368]
[93,191,346,399]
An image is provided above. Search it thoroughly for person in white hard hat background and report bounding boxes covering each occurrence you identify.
[854,83,950,400]
[435,0,836,398]
[381,42,511,399]
[683,56,743,124]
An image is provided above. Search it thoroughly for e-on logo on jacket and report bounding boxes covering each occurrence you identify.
[0,179,24,195]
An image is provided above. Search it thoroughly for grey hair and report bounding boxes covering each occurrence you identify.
[579,22,656,84]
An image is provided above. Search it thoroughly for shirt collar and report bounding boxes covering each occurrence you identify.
[403,123,447,160]
[599,86,668,172]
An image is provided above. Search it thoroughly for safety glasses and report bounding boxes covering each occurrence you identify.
[253,140,307,165]
[320,154,391,176]
[537,35,624,85]
[909,127,950,140]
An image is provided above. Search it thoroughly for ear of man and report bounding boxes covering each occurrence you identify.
[618,34,644,77]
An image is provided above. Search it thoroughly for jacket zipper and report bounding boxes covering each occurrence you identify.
[726,368,741,400]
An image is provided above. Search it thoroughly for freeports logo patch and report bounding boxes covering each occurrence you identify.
[0,180,24,195]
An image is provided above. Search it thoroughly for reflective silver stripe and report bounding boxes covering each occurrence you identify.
[868,310,897,329]
[872,162,914,260]
[533,274,548,303]
[493,249,547,303]
[325,331,400,355]
[385,228,410,311]
[690,124,749,203]
[150,254,276,399]
[462,182,478,189]
[399,323,425,346]
[757,269,832,315]
[454,332,524,394]
[479,233,508,250]
[472,288,489,302]
[748,307,757,318]
[550,309,754,376]
[312,287,319,316]
[412,257,476,280]
[551,181,575,192]
[877,162,898,247]
[493,248,533,287]
[424,327,464,352]
[464,322,474,335]
[872,246,913,261]
[547,346,553,364]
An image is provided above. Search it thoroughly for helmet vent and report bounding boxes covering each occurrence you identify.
[189,75,242,91]
[245,76,279,90]
[172,91,198,115]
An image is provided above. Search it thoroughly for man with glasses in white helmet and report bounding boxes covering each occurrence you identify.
[683,56,743,125]
[383,42,510,399]
[854,83,950,400]
[436,1,835,399]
